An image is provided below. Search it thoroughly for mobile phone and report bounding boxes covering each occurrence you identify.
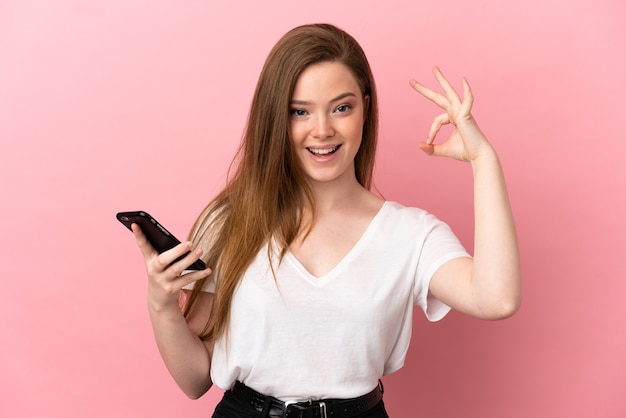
[116,211,206,271]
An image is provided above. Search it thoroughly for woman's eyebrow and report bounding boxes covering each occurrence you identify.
[290,92,357,106]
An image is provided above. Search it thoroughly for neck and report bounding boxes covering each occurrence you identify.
[295,173,384,243]
[306,175,366,213]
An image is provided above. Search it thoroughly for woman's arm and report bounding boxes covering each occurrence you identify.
[133,224,215,398]
[410,67,521,320]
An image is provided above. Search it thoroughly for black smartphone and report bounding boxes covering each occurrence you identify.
[116,211,206,271]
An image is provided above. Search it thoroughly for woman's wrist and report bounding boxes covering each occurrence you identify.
[469,144,499,171]
[147,293,184,319]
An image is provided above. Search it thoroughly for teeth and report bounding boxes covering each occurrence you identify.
[308,146,338,155]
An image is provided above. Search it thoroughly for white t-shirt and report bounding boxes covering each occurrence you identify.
[201,200,470,401]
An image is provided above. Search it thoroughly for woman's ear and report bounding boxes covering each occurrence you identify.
[363,95,370,121]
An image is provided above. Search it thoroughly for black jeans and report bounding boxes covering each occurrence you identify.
[212,390,390,418]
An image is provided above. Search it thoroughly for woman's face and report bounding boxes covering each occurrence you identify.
[289,61,368,188]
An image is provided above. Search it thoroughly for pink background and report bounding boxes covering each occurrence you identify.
[1,1,625,417]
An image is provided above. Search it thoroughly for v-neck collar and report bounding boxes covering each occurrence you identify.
[285,201,389,286]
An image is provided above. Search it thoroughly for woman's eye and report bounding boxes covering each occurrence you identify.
[291,109,307,117]
[336,104,351,113]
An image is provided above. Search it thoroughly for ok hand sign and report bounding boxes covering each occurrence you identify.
[410,66,494,162]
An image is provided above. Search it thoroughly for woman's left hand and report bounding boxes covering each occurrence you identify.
[409,66,493,162]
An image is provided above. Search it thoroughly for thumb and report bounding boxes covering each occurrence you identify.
[418,141,434,155]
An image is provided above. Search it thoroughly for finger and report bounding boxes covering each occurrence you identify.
[461,77,474,114]
[131,224,158,259]
[164,246,206,278]
[433,66,461,105]
[153,241,199,274]
[418,141,449,158]
[409,79,449,110]
[418,141,435,156]
[427,113,450,144]
[173,266,213,290]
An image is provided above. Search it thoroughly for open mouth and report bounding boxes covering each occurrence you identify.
[307,145,341,156]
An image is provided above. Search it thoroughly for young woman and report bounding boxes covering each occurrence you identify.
[131,23,521,418]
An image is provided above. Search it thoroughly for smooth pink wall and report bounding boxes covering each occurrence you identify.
[1,1,625,417]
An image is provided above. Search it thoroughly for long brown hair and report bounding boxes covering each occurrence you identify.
[182,23,379,341]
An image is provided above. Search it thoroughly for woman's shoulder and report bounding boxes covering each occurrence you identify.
[380,200,441,226]
[382,200,427,214]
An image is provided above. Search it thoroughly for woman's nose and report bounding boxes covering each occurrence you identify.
[312,115,335,139]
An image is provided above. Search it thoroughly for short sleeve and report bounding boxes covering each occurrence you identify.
[413,217,471,321]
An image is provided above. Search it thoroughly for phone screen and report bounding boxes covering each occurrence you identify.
[116,211,206,270]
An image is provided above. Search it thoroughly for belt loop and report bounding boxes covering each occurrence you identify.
[260,396,272,417]
[282,401,297,418]
[378,379,384,395]
[319,401,327,418]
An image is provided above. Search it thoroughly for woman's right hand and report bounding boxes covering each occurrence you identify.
[131,223,212,312]
[132,223,215,398]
